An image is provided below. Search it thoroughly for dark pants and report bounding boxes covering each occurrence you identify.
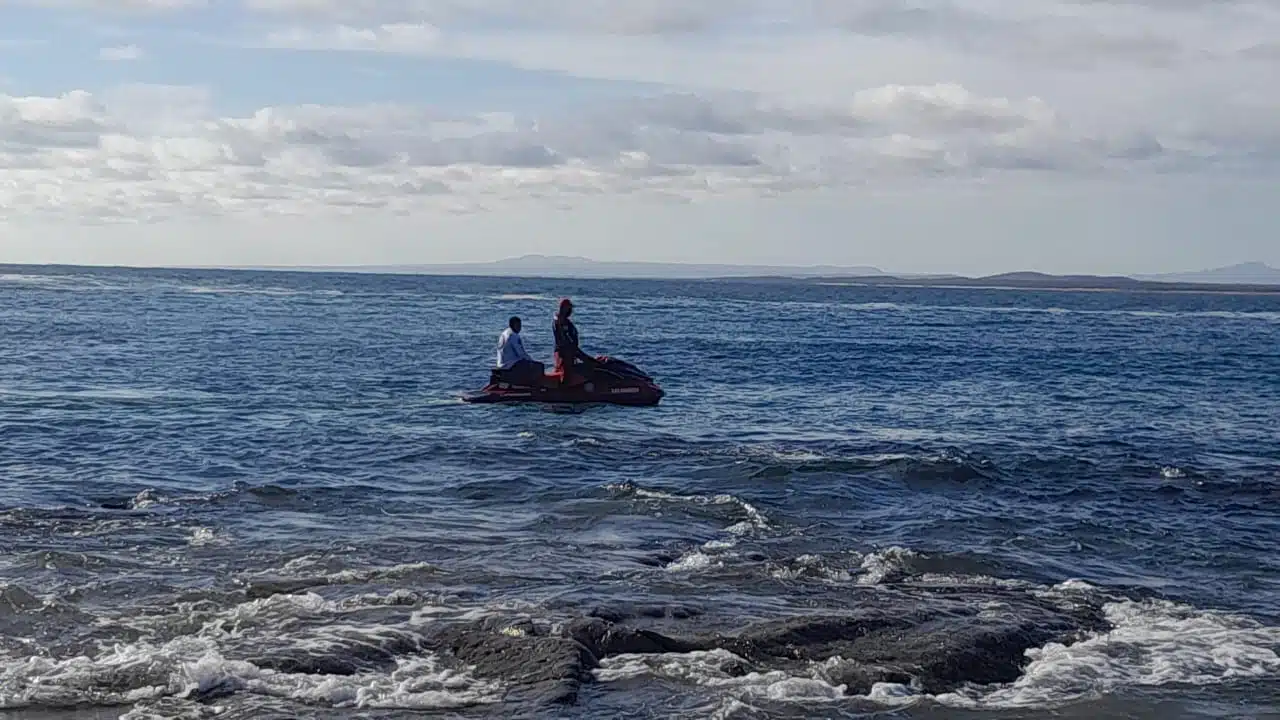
[555,353,595,386]
[503,359,545,384]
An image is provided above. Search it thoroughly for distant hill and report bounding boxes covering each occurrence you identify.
[344,255,887,280]
[1136,262,1280,285]
[807,269,1280,294]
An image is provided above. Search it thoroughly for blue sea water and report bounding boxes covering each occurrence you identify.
[0,266,1278,719]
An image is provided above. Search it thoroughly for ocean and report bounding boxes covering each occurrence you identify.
[1,266,1278,719]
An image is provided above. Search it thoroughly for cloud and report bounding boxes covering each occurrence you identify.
[100,44,145,61]
[240,0,752,34]
[4,0,1279,230]
[4,79,1266,225]
[264,23,440,53]
[4,0,207,10]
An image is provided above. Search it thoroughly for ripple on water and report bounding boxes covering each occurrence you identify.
[1,269,1278,718]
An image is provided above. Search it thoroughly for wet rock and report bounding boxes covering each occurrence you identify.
[820,662,915,695]
[585,602,703,623]
[244,578,325,599]
[0,583,43,614]
[422,586,1111,705]
[706,611,919,663]
[433,624,596,705]
[252,652,364,676]
[564,617,699,659]
[247,629,427,677]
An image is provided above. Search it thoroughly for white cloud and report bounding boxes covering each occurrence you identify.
[3,0,1279,262]
[100,44,145,61]
[240,0,755,34]
[264,22,439,53]
[2,80,1269,225]
[3,0,206,10]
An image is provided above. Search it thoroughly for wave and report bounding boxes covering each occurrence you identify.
[491,293,554,301]
[0,386,219,403]
[2,636,501,712]
[238,559,439,599]
[5,547,1277,715]
[833,301,1280,323]
[606,482,770,533]
[730,444,1000,485]
[935,593,1280,709]
[1,585,502,713]
[183,285,344,298]
[594,586,1280,713]
[0,273,127,292]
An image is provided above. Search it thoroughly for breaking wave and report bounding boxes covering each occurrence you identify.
[594,590,1280,713]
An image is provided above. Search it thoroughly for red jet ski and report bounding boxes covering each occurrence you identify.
[462,356,665,407]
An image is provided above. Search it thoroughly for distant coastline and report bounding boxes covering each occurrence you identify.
[233,256,1280,295]
[3,257,1280,295]
[800,272,1280,295]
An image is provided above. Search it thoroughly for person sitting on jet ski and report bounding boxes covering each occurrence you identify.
[553,298,596,385]
[496,316,542,381]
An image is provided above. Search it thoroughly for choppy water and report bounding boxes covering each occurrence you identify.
[1,266,1278,719]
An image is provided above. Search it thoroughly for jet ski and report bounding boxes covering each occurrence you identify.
[462,356,665,407]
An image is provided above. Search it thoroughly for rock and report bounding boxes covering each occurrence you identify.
[251,652,363,676]
[820,662,915,695]
[707,611,918,663]
[247,629,427,677]
[564,617,700,659]
[430,623,598,705]
[418,585,1111,706]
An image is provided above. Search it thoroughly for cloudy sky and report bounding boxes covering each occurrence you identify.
[1,0,1277,273]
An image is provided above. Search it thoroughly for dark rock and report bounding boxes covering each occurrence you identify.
[418,585,1111,706]
[251,653,363,676]
[564,617,700,659]
[431,624,597,705]
[586,603,704,623]
[244,577,327,599]
[820,662,915,695]
[247,629,427,677]
[720,656,755,678]
[707,610,919,663]
[586,606,630,623]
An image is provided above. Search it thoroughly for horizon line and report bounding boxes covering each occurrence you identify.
[1,257,1276,285]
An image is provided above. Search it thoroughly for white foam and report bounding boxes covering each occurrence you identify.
[597,594,1280,712]
[855,546,919,585]
[934,598,1280,709]
[0,273,78,290]
[709,697,760,719]
[665,551,721,573]
[184,285,342,298]
[129,489,168,510]
[867,681,922,705]
[240,560,438,589]
[653,489,767,533]
[325,562,438,585]
[1,609,502,711]
[769,554,853,584]
[596,649,846,703]
[766,449,828,463]
[187,527,223,547]
[623,486,770,530]
[493,294,552,301]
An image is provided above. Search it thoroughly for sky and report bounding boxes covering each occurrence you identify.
[1,0,1278,274]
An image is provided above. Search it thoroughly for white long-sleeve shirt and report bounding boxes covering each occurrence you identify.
[496,328,532,369]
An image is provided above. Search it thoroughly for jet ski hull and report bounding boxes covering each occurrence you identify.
[462,357,665,407]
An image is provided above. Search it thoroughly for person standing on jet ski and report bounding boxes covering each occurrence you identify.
[553,298,595,385]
